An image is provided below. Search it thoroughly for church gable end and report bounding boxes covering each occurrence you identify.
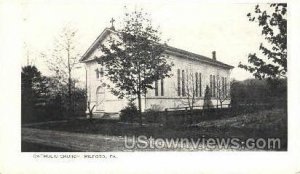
[81,28,234,115]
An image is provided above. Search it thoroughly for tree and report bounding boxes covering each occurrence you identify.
[215,76,229,108]
[176,70,201,113]
[230,78,287,108]
[22,65,42,95]
[43,26,81,115]
[21,65,41,122]
[239,4,287,79]
[22,65,54,123]
[86,101,96,120]
[230,79,241,108]
[98,10,173,125]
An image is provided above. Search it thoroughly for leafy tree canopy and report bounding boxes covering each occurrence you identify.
[98,9,173,103]
[239,3,287,79]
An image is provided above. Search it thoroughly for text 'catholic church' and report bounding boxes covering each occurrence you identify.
[80,27,234,117]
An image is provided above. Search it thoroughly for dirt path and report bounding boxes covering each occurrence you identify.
[22,128,130,152]
[22,127,249,151]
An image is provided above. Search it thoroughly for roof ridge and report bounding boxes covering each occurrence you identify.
[80,28,234,69]
[164,45,233,68]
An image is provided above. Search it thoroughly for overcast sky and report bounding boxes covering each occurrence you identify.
[21,0,270,82]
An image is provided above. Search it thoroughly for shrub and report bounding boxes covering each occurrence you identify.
[120,100,139,123]
[145,104,163,112]
[203,85,213,109]
[144,104,164,123]
[21,65,87,123]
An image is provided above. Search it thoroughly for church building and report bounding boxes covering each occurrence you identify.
[80,27,234,117]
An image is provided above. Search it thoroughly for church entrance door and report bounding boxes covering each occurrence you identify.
[96,86,105,111]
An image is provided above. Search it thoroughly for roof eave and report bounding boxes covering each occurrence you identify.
[164,48,234,70]
[79,28,114,62]
[80,28,234,69]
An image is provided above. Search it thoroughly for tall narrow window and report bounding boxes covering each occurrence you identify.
[195,72,198,97]
[222,77,225,98]
[214,75,217,97]
[182,70,185,96]
[213,75,216,97]
[155,81,158,96]
[95,68,100,79]
[210,75,212,96]
[161,79,164,96]
[100,67,104,77]
[217,75,220,98]
[225,77,227,97]
[199,73,202,97]
[177,69,181,96]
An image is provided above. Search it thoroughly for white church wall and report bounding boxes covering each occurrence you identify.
[86,60,129,115]
[86,53,231,114]
[83,29,232,114]
[145,53,231,110]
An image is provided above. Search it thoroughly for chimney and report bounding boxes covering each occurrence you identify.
[212,51,216,60]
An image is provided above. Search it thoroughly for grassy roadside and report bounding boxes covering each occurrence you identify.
[24,108,287,151]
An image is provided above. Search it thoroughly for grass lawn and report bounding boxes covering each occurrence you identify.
[24,108,287,151]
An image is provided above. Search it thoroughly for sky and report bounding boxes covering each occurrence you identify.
[21,0,269,83]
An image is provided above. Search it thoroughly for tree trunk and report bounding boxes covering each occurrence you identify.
[190,108,193,124]
[137,63,142,126]
[137,91,142,126]
[67,49,72,116]
[68,76,72,111]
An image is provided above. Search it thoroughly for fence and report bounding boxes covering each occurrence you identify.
[166,103,231,112]
[143,99,287,127]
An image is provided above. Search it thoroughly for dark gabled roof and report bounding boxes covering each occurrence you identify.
[80,28,234,69]
[164,45,234,69]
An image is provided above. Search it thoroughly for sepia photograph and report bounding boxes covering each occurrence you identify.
[2,0,300,173]
[19,2,287,152]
